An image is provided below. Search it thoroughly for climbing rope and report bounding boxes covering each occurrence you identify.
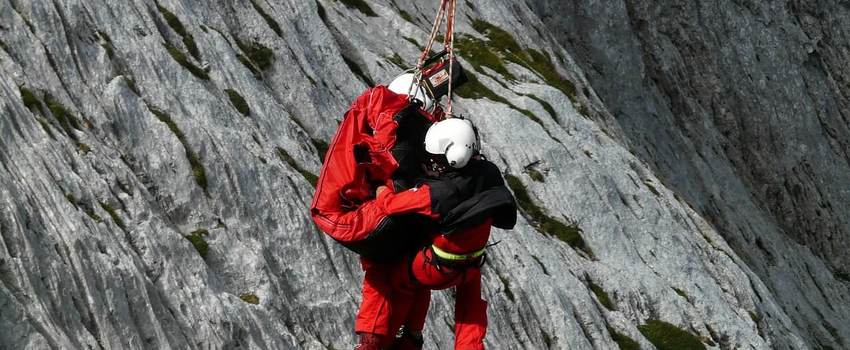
[410,0,458,117]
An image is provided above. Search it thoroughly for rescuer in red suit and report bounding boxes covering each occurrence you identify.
[380,119,517,350]
[311,70,456,349]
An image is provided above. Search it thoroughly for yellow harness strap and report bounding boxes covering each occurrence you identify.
[431,245,485,261]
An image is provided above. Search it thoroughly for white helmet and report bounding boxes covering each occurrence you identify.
[387,73,434,111]
[424,118,478,169]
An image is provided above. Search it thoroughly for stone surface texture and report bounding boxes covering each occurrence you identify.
[0,0,847,349]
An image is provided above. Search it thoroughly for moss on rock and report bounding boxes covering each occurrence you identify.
[608,327,641,350]
[249,0,283,37]
[235,39,274,72]
[588,279,614,311]
[505,174,592,256]
[164,43,209,80]
[44,94,82,140]
[457,19,577,101]
[225,89,250,116]
[99,202,126,230]
[19,86,43,114]
[276,147,318,187]
[148,106,208,192]
[185,229,209,260]
[239,293,260,304]
[336,0,377,17]
[97,30,115,59]
[157,4,188,37]
[638,319,706,350]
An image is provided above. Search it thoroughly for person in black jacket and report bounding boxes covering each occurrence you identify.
[382,118,517,350]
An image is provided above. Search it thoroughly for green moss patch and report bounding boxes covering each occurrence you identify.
[526,168,544,182]
[673,287,689,299]
[83,207,102,222]
[19,86,43,114]
[224,89,250,116]
[250,0,283,37]
[185,229,209,260]
[608,327,640,350]
[524,48,577,101]
[148,106,208,192]
[457,19,577,101]
[44,94,82,140]
[387,53,406,68]
[455,34,515,80]
[99,202,126,230]
[239,293,260,304]
[235,39,274,72]
[402,36,420,48]
[67,195,101,222]
[164,43,209,80]
[276,147,318,187]
[237,54,262,78]
[125,76,140,95]
[505,174,592,256]
[835,271,850,282]
[156,4,202,61]
[638,319,706,350]
[157,4,187,36]
[336,0,377,17]
[397,9,414,22]
[455,73,545,126]
[525,94,557,120]
[97,31,115,59]
[183,35,200,60]
[588,279,614,311]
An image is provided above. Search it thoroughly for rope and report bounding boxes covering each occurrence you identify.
[445,0,456,117]
[409,0,457,116]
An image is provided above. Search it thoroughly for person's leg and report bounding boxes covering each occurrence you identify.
[355,259,393,347]
[386,289,430,350]
[405,289,431,333]
[387,253,433,350]
[453,268,487,350]
[386,258,418,340]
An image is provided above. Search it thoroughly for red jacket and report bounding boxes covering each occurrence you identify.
[310,86,437,261]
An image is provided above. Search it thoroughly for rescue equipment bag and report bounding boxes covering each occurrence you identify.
[310,86,438,262]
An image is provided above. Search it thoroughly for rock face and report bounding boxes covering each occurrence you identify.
[0,1,847,349]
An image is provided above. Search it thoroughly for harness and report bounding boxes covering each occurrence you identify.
[406,0,459,117]
[431,245,485,261]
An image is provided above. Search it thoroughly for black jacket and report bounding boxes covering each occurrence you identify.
[427,159,517,234]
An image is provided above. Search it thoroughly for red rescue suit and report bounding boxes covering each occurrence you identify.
[310,86,442,341]
[390,160,517,349]
[386,220,492,350]
[311,86,438,256]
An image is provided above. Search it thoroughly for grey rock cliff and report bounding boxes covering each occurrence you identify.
[0,0,847,349]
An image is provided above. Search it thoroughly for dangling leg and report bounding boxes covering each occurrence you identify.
[453,268,486,350]
[355,259,393,348]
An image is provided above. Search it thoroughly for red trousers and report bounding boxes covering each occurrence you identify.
[356,222,491,349]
